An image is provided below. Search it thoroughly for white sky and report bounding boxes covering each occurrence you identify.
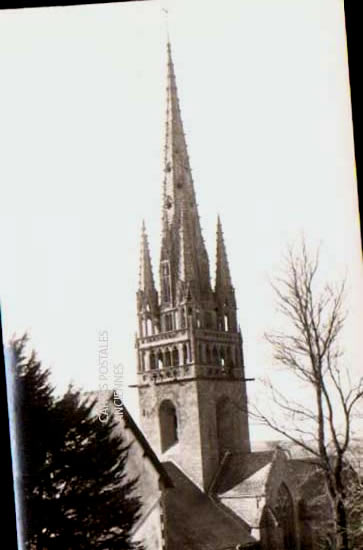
[1,0,362,440]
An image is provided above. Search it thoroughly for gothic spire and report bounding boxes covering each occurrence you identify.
[139,221,158,310]
[162,41,196,227]
[160,41,212,303]
[215,216,233,294]
[178,200,197,284]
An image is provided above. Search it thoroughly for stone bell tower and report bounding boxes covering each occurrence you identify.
[135,42,250,491]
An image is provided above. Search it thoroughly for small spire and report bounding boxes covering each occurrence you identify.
[139,221,157,308]
[215,216,233,293]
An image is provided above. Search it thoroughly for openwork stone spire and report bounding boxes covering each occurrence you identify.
[177,200,197,284]
[160,41,211,305]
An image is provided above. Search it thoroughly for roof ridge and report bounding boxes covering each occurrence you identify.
[84,390,173,488]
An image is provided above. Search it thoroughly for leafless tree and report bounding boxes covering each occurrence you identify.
[250,241,363,550]
[344,443,363,550]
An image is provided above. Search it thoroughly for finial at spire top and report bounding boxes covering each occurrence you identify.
[161,5,171,46]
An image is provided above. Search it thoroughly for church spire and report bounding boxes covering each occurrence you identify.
[135,34,251,491]
[160,40,212,304]
[215,216,233,294]
[162,40,196,228]
[138,220,158,311]
[178,200,197,284]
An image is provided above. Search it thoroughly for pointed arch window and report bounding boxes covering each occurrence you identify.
[159,400,178,452]
[140,352,145,372]
[226,347,234,368]
[205,311,212,329]
[206,346,212,365]
[196,309,201,328]
[157,350,164,369]
[164,313,173,332]
[198,343,203,364]
[172,347,179,366]
[149,351,156,370]
[161,261,171,303]
[164,349,172,367]
[275,483,297,550]
[182,343,188,365]
[224,313,229,331]
[146,318,153,336]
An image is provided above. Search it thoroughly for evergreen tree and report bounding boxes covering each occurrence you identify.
[11,335,143,550]
[12,334,55,544]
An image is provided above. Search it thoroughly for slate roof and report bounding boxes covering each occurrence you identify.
[84,390,173,488]
[214,451,274,495]
[121,404,173,488]
[163,461,256,550]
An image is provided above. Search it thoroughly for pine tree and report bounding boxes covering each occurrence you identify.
[12,334,55,544]
[11,335,143,550]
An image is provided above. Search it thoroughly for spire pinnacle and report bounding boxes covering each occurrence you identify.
[139,221,158,308]
[215,216,233,294]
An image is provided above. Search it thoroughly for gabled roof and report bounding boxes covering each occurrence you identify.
[163,461,256,550]
[121,402,173,488]
[214,451,274,495]
[84,390,173,488]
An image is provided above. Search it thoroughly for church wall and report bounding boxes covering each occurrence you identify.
[265,449,294,501]
[138,376,251,491]
[132,501,165,550]
[90,393,166,550]
[221,494,267,532]
[139,380,205,488]
[119,421,167,550]
[197,378,251,489]
[295,466,335,550]
[262,449,301,550]
[123,425,162,519]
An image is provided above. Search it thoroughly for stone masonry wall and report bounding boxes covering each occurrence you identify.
[139,380,205,488]
[197,378,251,489]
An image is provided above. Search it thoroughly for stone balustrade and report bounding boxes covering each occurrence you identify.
[138,328,188,346]
[138,364,243,385]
